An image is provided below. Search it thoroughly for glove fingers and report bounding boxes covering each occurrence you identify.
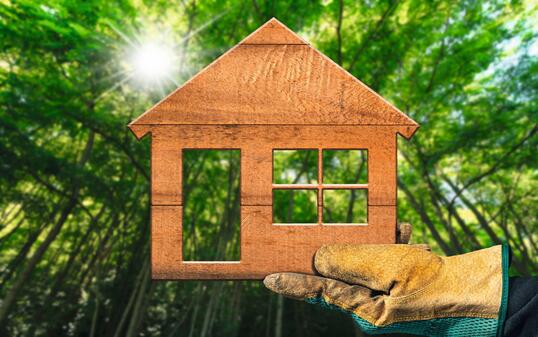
[314,244,442,295]
[264,273,382,321]
[264,273,374,304]
[263,272,347,300]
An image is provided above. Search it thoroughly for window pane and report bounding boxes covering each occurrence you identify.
[273,189,317,223]
[273,150,317,184]
[323,189,367,223]
[182,149,241,261]
[322,150,367,184]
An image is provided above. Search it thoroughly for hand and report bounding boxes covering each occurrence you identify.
[264,244,509,337]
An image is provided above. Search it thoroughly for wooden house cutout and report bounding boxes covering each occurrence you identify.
[129,18,419,280]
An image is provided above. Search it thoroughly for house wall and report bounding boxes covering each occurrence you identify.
[149,125,400,279]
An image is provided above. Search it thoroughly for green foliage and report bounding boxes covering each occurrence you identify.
[273,189,318,223]
[273,150,318,184]
[323,189,367,223]
[0,0,536,336]
[183,150,241,261]
[323,150,367,184]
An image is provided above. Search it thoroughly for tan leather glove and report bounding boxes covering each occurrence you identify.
[264,244,509,337]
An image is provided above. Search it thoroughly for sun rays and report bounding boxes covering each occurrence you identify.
[96,12,226,101]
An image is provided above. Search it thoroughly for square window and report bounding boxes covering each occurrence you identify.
[323,189,367,224]
[322,150,367,184]
[272,148,369,226]
[273,150,317,184]
[273,189,318,223]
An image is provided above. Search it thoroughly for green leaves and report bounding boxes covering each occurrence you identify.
[182,150,241,261]
[0,0,536,335]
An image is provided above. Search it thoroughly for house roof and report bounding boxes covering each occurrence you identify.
[129,18,418,139]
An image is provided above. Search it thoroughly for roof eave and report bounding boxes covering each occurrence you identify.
[397,123,420,140]
[128,123,151,140]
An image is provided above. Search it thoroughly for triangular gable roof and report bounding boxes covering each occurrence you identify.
[129,18,418,138]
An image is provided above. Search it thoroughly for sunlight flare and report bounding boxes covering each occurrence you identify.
[129,40,176,84]
[106,12,226,93]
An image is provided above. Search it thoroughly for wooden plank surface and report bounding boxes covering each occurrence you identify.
[134,18,419,280]
[241,18,307,45]
[152,206,183,278]
[131,44,417,128]
[241,145,273,206]
[152,205,395,280]
[151,138,181,205]
[147,125,400,279]
[368,136,397,206]
[152,125,397,206]
[152,125,397,149]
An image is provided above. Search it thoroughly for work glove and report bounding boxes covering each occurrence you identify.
[264,244,509,337]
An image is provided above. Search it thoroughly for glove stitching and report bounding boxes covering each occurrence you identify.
[385,257,446,303]
[386,256,445,302]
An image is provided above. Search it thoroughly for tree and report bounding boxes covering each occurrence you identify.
[0,0,536,336]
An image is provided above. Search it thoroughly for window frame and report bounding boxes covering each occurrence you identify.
[272,148,368,225]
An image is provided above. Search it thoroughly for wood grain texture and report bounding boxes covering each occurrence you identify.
[146,125,400,279]
[129,19,420,280]
[241,18,307,45]
[152,206,183,278]
[152,205,395,280]
[368,135,397,206]
[128,124,151,140]
[151,125,397,206]
[151,137,181,205]
[129,25,417,130]
[241,145,273,206]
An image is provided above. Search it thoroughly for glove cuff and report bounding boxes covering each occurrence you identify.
[307,296,502,336]
[305,243,511,337]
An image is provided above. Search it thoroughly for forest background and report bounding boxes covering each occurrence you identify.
[1,0,537,336]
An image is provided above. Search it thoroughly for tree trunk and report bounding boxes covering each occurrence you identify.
[274,295,284,337]
[0,131,95,325]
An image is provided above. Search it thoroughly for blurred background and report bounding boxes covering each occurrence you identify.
[1,0,537,336]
